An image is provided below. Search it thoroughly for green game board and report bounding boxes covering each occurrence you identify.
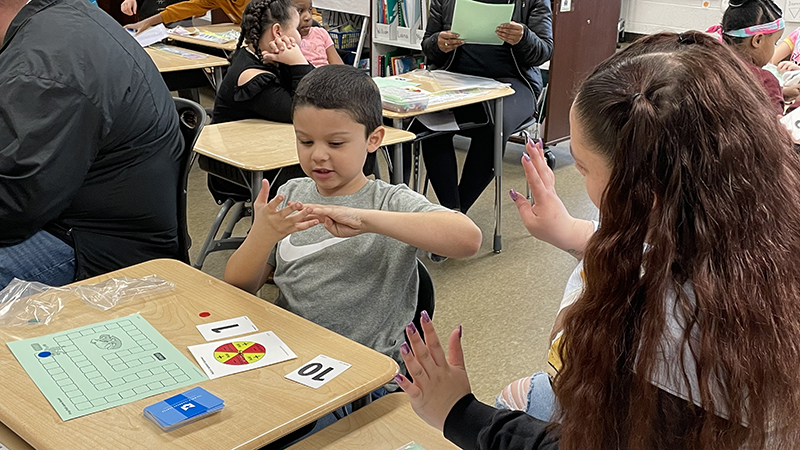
[7,314,207,421]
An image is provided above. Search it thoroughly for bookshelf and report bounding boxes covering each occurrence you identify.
[372,0,428,74]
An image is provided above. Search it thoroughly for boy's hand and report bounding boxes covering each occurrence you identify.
[252,180,319,241]
[305,205,365,238]
[121,0,136,15]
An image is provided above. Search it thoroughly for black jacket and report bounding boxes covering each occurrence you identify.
[421,0,553,95]
[0,0,184,279]
[444,394,561,450]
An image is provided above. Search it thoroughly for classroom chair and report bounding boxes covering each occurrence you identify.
[174,97,207,264]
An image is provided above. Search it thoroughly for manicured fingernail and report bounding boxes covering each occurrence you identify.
[407,322,417,335]
[394,374,405,383]
[400,342,411,354]
[509,189,519,201]
[421,310,431,323]
[538,138,543,148]
[458,324,462,338]
[527,136,535,147]
[523,152,531,162]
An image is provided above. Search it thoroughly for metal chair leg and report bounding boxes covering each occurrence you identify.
[193,198,236,269]
[219,202,244,240]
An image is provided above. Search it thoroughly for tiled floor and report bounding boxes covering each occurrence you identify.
[188,90,598,404]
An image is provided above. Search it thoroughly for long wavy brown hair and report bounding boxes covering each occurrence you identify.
[554,31,800,449]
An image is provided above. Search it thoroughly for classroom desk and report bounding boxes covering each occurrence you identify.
[381,72,515,253]
[146,44,229,90]
[168,24,240,53]
[0,259,398,450]
[192,119,416,268]
[286,393,460,450]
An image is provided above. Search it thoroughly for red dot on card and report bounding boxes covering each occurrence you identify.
[199,312,211,317]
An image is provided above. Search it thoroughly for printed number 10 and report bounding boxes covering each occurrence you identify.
[298,363,334,381]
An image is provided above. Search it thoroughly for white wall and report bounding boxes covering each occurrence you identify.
[622,0,727,34]
[622,0,800,36]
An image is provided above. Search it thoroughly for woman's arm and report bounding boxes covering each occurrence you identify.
[511,0,553,68]
[421,0,450,68]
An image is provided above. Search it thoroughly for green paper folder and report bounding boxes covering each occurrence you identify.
[451,0,514,45]
[8,314,207,421]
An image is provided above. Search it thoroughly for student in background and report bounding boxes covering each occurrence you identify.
[394,31,800,450]
[212,0,311,124]
[0,0,183,288]
[710,0,786,115]
[769,26,800,105]
[124,0,249,33]
[224,65,482,380]
[294,0,343,66]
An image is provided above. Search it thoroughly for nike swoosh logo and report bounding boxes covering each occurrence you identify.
[278,235,350,262]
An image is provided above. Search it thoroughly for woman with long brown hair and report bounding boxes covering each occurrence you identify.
[393,31,800,450]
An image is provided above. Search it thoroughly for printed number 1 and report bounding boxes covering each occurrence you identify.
[298,363,335,381]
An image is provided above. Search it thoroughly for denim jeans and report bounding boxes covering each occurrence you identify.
[0,230,76,290]
[495,371,558,422]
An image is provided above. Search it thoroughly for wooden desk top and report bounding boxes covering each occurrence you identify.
[168,24,240,52]
[146,45,229,73]
[0,259,397,450]
[380,72,515,119]
[194,119,416,171]
[286,393,460,450]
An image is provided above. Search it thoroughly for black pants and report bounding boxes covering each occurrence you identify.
[415,77,535,213]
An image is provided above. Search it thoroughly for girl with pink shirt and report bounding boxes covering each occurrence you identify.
[294,0,344,67]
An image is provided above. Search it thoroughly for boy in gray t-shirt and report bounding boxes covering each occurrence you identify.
[224,65,482,375]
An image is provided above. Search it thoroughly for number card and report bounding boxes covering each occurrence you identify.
[285,355,351,389]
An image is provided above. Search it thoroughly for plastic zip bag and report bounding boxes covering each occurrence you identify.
[0,275,175,326]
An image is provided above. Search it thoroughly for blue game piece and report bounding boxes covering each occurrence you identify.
[37,351,51,358]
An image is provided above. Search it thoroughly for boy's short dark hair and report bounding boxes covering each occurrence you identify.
[293,65,382,137]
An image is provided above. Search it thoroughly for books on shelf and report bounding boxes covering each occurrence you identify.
[376,0,428,45]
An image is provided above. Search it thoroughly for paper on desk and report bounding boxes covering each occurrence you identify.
[149,43,208,59]
[373,77,420,89]
[188,331,296,379]
[451,0,513,45]
[417,110,460,131]
[129,24,169,47]
[780,105,800,141]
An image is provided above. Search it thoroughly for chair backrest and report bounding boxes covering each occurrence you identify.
[173,97,207,264]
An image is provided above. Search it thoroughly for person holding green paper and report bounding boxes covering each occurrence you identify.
[417,0,552,215]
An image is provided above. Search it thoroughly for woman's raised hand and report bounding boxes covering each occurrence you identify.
[437,31,465,53]
[511,139,593,258]
[394,313,471,431]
